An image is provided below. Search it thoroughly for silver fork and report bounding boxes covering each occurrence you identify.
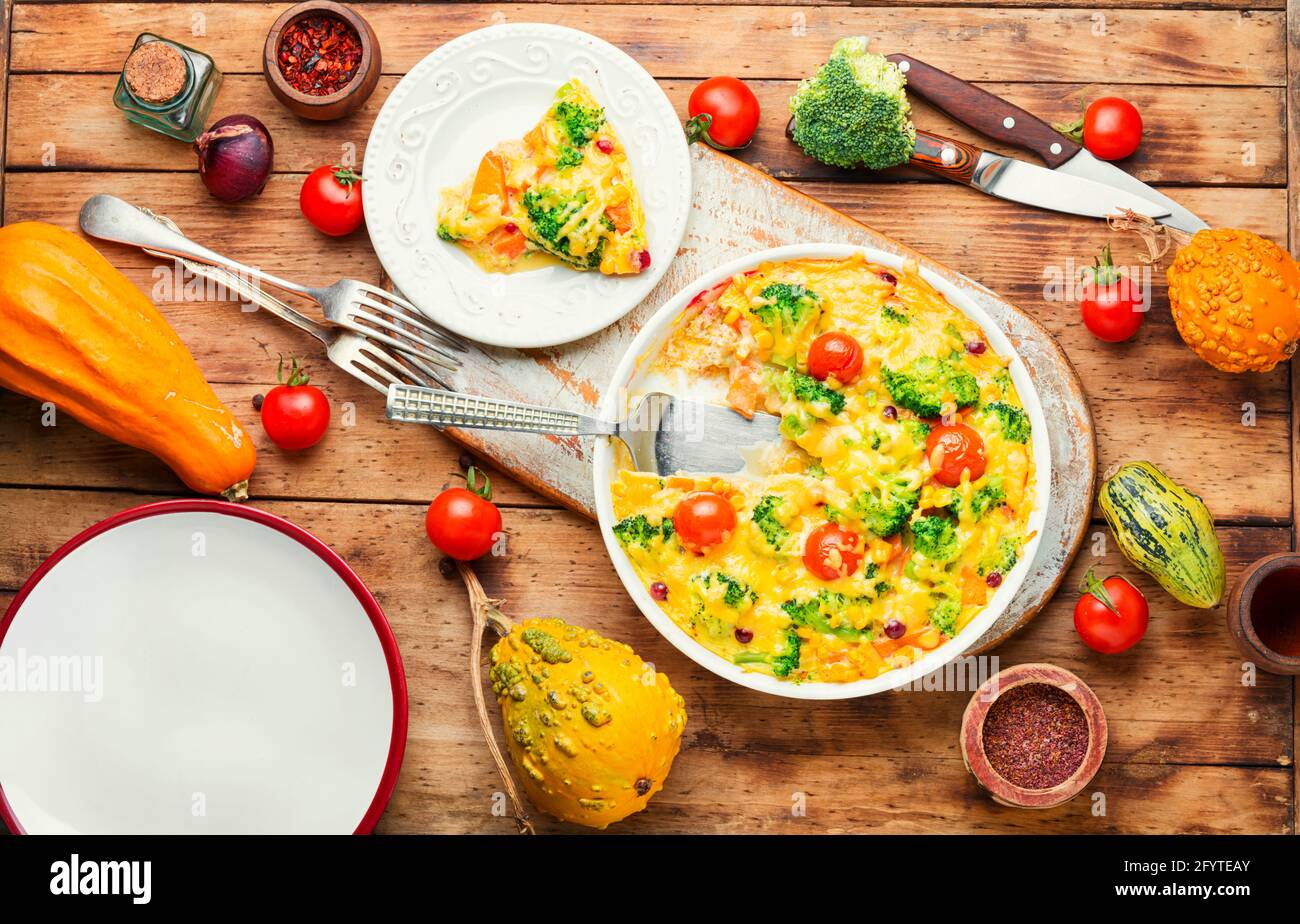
[78,194,466,374]
[386,384,783,475]
[120,207,446,394]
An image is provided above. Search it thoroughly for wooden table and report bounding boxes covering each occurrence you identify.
[0,1,1296,834]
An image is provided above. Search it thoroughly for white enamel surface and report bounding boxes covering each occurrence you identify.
[594,244,1053,700]
[363,23,692,349]
[0,511,395,833]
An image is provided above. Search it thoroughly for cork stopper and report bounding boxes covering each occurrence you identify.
[124,41,187,104]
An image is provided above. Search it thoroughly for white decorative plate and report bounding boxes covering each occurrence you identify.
[363,23,692,349]
[0,501,406,834]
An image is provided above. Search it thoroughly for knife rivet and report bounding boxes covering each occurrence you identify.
[940,145,956,165]
[1050,142,1062,155]
[1002,116,1016,129]
[897,60,910,73]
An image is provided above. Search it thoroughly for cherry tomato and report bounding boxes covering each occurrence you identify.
[803,522,863,580]
[426,468,502,561]
[260,356,329,451]
[1074,569,1149,654]
[1082,97,1143,161]
[1080,243,1145,343]
[300,166,364,236]
[807,331,864,384]
[673,491,737,553]
[686,77,760,150]
[925,423,987,487]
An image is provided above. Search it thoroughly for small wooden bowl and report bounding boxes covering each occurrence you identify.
[263,1,380,121]
[1226,552,1300,675]
[960,662,1107,809]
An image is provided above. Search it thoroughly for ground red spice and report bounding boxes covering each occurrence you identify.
[277,15,363,96]
[982,683,1089,789]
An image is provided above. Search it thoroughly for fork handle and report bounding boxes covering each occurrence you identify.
[79,194,312,299]
[386,385,615,436]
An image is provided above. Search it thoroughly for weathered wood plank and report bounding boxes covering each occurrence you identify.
[4,74,1285,188]
[10,0,1287,7]
[9,5,1285,85]
[4,172,1287,520]
[0,491,1289,832]
[0,0,11,218]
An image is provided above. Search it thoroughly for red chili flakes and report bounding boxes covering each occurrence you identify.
[277,15,363,96]
[982,683,1089,790]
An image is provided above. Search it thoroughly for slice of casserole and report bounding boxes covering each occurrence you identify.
[436,80,650,275]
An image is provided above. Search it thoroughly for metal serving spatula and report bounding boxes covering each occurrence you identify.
[386,384,781,475]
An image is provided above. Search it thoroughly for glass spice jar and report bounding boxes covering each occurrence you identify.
[113,33,222,143]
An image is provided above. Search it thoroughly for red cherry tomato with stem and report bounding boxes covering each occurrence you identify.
[685,77,760,150]
[300,165,364,236]
[925,423,987,487]
[1057,97,1143,161]
[260,355,330,451]
[426,466,502,561]
[1080,243,1145,343]
[803,522,863,581]
[673,491,737,553]
[807,331,864,385]
[1073,569,1149,654]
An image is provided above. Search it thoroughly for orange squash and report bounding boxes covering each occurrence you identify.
[1167,228,1300,373]
[0,222,256,498]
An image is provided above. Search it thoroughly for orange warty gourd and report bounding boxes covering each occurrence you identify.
[0,222,256,498]
[1167,228,1300,373]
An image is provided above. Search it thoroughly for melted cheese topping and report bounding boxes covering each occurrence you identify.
[610,255,1037,685]
[435,80,648,275]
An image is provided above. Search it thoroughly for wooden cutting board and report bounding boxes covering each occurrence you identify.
[442,144,1097,652]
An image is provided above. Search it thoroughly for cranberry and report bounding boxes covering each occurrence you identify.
[636,250,652,270]
[985,572,1003,588]
[878,270,898,286]
[504,222,519,234]
[649,581,668,600]
[882,405,898,420]
[595,138,614,154]
[966,341,986,355]
[884,619,906,639]
[734,627,754,644]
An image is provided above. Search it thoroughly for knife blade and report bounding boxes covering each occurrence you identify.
[909,130,1171,221]
[971,151,1172,221]
[1051,149,1208,233]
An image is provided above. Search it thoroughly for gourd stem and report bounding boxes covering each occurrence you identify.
[455,560,534,835]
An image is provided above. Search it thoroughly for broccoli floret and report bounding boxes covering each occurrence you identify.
[903,418,931,448]
[707,572,756,608]
[612,514,669,549]
[910,515,960,562]
[752,283,820,334]
[751,495,791,550]
[733,627,802,677]
[881,304,910,326]
[556,145,584,170]
[881,356,979,418]
[993,368,1013,398]
[788,36,916,171]
[853,476,920,538]
[522,186,602,268]
[782,369,846,415]
[553,99,605,149]
[978,537,1021,577]
[985,401,1031,443]
[436,223,457,242]
[929,596,961,637]
[954,477,1006,522]
[782,591,881,641]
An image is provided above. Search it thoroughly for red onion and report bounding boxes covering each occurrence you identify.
[195,114,274,203]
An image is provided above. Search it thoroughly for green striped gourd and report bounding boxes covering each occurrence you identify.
[1098,461,1225,609]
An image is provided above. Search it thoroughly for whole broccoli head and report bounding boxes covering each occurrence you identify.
[789,36,917,171]
[910,514,960,562]
[853,476,921,538]
[881,356,979,418]
[985,401,1032,443]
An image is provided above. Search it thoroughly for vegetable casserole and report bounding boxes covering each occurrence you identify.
[608,254,1038,684]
